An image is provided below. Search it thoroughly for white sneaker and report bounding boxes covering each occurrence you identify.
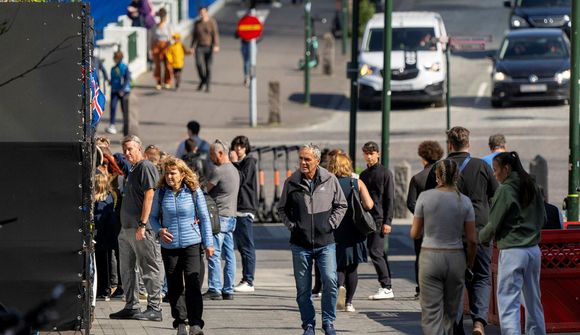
[234,281,255,293]
[336,286,346,310]
[311,292,322,299]
[368,287,394,300]
[105,125,117,134]
[345,303,356,312]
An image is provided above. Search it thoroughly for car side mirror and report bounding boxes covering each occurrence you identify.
[504,0,512,8]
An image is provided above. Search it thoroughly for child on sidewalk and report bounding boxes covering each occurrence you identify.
[106,51,131,135]
[166,32,191,90]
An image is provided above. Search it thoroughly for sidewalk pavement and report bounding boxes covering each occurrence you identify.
[90,219,502,335]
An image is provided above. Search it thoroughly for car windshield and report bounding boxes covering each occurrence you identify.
[517,0,571,7]
[367,27,437,52]
[499,36,568,60]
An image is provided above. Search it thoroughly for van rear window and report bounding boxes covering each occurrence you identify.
[367,27,437,52]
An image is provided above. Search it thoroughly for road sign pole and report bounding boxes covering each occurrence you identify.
[250,37,257,127]
[340,0,347,55]
[348,0,359,163]
[568,0,580,221]
[381,0,392,168]
[304,0,311,105]
[446,41,451,130]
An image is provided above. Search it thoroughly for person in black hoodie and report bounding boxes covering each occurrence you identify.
[229,136,259,293]
[277,144,347,335]
[425,127,498,335]
[360,141,395,300]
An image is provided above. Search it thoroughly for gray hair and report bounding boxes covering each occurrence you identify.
[212,139,229,154]
[300,143,321,160]
[121,135,142,149]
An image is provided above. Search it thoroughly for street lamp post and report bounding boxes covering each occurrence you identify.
[348,0,360,163]
[304,0,311,105]
[340,0,347,55]
[381,0,392,167]
[568,0,580,221]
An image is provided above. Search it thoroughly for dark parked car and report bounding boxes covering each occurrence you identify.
[504,0,571,36]
[491,28,570,108]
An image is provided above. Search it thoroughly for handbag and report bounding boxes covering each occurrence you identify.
[349,179,376,235]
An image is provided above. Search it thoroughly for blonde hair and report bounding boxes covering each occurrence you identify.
[157,156,200,191]
[94,173,110,202]
[327,152,353,177]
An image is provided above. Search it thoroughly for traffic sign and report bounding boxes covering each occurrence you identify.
[237,15,263,41]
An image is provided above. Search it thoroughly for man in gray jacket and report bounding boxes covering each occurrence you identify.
[277,144,347,335]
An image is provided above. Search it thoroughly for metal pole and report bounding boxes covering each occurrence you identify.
[446,42,451,130]
[340,0,348,55]
[568,0,580,221]
[249,38,257,127]
[304,0,311,105]
[381,0,392,168]
[348,0,360,163]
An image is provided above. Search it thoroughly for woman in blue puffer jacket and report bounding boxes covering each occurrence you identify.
[150,157,214,335]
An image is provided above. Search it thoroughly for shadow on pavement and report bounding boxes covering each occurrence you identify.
[361,310,422,334]
[288,92,347,110]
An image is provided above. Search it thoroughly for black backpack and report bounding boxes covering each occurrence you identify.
[182,152,208,182]
[158,187,220,235]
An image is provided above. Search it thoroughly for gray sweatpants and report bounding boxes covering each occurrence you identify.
[419,249,466,335]
[119,228,164,311]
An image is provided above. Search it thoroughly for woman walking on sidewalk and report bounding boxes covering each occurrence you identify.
[149,157,214,335]
[411,159,477,335]
[328,153,374,313]
[151,8,173,90]
[479,152,546,335]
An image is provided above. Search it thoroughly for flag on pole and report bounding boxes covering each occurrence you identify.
[90,69,106,129]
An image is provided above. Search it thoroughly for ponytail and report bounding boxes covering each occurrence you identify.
[435,159,460,196]
[493,151,536,208]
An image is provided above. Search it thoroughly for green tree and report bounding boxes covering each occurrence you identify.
[358,0,375,37]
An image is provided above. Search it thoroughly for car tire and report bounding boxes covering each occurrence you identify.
[359,99,372,110]
[491,99,503,108]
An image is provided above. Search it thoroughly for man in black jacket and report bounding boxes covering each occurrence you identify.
[425,127,498,335]
[230,136,259,293]
[277,144,347,335]
[360,142,395,300]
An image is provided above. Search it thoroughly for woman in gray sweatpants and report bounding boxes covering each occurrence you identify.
[410,159,478,335]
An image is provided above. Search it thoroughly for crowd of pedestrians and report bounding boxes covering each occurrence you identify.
[94,120,555,335]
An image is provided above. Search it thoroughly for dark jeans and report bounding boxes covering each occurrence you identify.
[109,91,129,136]
[454,244,492,334]
[161,244,205,328]
[233,216,256,285]
[195,46,213,87]
[367,232,392,289]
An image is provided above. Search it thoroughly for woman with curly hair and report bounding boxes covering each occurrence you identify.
[149,157,214,335]
[411,159,477,335]
[406,140,444,297]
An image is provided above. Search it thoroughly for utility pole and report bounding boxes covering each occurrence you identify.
[340,0,347,55]
[380,0,392,168]
[304,0,311,105]
[567,0,580,221]
[249,8,258,127]
[446,40,451,130]
[348,0,360,163]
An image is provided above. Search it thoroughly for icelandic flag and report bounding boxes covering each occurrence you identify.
[90,69,106,129]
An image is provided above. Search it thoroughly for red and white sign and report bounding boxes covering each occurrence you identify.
[236,15,263,41]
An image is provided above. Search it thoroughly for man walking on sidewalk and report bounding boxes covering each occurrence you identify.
[360,142,395,300]
[278,144,347,335]
[109,135,164,322]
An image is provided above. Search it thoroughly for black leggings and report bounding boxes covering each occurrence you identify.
[337,263,359,304]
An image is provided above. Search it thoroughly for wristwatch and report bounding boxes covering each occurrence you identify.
[138,220,147,228]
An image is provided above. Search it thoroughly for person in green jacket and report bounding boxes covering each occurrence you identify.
[479,152,546,335]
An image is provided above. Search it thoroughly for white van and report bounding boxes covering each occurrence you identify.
[359,12,448,107]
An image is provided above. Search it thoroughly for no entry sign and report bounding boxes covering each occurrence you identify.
[237,15,263,41]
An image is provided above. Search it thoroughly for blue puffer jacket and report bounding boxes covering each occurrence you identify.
[149,186,214,250]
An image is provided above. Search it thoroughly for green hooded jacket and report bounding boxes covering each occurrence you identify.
[480,172,546,249]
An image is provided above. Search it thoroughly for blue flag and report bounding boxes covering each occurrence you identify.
[90,69,106,129]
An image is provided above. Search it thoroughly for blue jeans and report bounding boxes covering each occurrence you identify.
[234,216,256,285]
[291,243,337,328]
[207,216,237,294]
[498,246,545,335]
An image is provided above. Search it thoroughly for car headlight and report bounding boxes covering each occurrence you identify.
[510,15,529,28]
[360,64,379,77]
[494,71,507,81]
[424,62,441,72]
[555,70,571,84]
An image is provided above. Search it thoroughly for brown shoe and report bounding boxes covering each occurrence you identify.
[473,321,485,335]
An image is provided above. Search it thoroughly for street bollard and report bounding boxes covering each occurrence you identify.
[322,32,335,76]
[530,154,548,197]
[394,161,411,219]
[268,81,281,124]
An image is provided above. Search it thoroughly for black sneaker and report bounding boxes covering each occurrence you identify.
[136,307,163,322]
[109,308,141,320]
[222,293,234,300]
[202,290,222,300]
